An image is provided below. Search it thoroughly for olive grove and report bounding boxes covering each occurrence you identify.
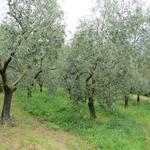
[0,0,150,122]
[58,0,150,118]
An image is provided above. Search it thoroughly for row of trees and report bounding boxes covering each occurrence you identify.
[0,0,150,122]
[58,0,150,118]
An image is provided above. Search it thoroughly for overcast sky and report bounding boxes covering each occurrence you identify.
[0,0,150,41]
[58,0,94,41]
[0,0,94,41]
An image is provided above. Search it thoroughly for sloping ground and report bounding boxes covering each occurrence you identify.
[16,90,150,150]
[0,94,93,150]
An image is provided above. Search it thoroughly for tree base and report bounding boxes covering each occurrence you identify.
[0,117,16,127]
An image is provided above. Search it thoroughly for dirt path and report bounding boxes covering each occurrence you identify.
[0,95,92,150]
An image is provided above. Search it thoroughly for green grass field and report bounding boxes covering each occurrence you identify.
[16,89,150,150]
[0,93,92,150]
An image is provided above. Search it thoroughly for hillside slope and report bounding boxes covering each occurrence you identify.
[0,94,92,150]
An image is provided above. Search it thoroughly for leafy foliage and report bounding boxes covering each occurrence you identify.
[57,0,150,111]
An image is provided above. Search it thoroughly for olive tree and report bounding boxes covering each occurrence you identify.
[0,0,64,122]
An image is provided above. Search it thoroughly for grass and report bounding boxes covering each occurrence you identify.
[16,89,150,150]
[0,93,92,150]
[0,94,53,150]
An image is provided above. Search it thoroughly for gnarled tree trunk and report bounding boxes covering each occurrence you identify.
[0,53,25,123]
[86,75,97,119]
[1,86,13,121]
[88,96,96,119]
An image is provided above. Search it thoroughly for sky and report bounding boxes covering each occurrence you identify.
[58,0,94,41]
[0,0,94,41]
[0,0,7,19]
[0,0,150,41]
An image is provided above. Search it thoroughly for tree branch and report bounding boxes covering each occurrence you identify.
[3,52,15,72]
[7,0,24,31]
[34,70,42,80]
[12,71,26,87]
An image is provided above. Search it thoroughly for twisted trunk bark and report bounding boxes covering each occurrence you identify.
[1,86,13,121]
[86,75,97,119]
[0,53,24,122]
[88,96,97,119]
